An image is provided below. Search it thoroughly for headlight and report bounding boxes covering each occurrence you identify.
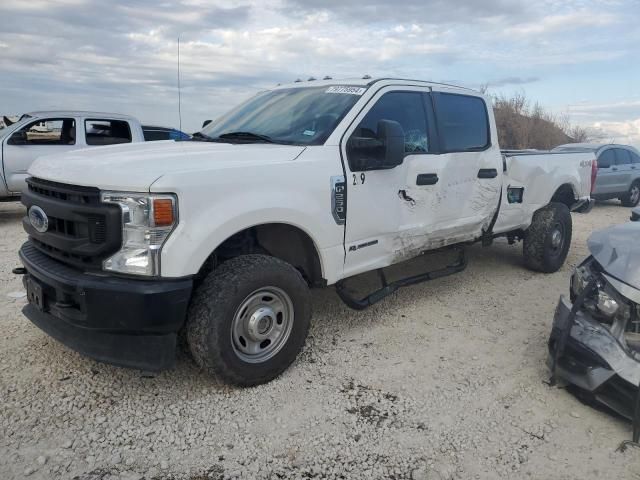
[101,192,177,276]
[596,291,619,316]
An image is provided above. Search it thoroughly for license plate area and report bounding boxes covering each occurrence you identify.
[26,276,45,311]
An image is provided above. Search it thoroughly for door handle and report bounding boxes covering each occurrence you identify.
[416,173,439,185]
[478,168,498,179]
[612,167,618,171]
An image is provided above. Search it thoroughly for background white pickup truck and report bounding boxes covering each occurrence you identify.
[0,111,145,200]
[18,78,596,386]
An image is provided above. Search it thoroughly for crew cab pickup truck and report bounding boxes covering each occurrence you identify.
[0,111,146,201]
[16,78,596,386]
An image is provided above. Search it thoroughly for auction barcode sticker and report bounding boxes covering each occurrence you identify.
[326,86,367,95]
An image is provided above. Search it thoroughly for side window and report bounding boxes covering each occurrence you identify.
[616,149,632,165]
[143,129,170,141]
[85,119,132,146]
[16,118,76,145]
[632,151,640,164]
[352,91,429,154]
[597,149,614,168]
[434,93,490,152]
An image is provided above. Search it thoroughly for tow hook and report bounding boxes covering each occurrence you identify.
[12,267,26,275]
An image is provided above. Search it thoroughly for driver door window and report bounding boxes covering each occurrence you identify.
[348,91,429,171]
[17,118,76,145]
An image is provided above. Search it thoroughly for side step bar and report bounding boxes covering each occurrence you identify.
[335,248,467,310]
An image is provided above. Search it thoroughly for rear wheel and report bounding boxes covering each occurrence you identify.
[620,181,640,207]
[186,254,311,386]
[523,202,572,273]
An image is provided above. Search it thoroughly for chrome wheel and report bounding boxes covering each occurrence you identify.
[549,222,565,257]
[630,185,640,205]
[231,287,294,363]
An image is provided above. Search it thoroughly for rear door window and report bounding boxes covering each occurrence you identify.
[433,93,490,152]
[85,119,132,146]
[597,149,615,168]
[615,149,632,165]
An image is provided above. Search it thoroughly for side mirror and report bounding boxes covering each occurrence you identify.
[347,119,405,171]
[202,120,212,128]
[8,130,27,145]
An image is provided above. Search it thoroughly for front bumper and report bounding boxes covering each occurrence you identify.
[548,295,640,419]
[19,242,193,371]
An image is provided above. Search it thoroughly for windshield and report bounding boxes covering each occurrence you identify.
[200,86,366,145]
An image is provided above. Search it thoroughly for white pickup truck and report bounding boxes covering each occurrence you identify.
[0,111,146,201]
[16,78,596,386]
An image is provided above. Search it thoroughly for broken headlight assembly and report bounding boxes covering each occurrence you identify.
[571,257,638,350]
[101,192,178,276]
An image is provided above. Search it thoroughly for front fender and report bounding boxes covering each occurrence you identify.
[155,166,345,280]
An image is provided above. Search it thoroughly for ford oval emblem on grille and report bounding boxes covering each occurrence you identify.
[28,206,49,233]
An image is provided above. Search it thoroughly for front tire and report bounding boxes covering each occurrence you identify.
[620,181,640,207]
[186,254,311,386]
[523,202,572,273]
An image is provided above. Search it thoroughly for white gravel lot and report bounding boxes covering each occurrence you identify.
[1,200,639,480]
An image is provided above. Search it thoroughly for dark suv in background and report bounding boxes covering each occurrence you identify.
[554,143,640,207]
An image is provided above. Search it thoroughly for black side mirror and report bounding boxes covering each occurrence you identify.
[377,119,405,168]
[202,120,212,128]
[8,130,27,145]
[347,119,405,171]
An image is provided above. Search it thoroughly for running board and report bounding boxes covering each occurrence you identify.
[335,248,467,310]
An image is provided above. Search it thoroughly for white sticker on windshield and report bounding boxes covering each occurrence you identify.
[325,86,367,95]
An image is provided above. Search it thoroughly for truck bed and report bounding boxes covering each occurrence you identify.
[493,150,595,235]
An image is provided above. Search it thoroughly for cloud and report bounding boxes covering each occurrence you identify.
[586,118,640,147]
[487,76,540,87]
[0,0,636,134]
[505,10,618,36]
[282,0,531,25]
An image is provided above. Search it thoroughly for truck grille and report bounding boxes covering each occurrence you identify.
[22,178,122,270]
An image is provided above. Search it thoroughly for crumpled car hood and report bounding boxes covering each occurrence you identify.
[588,211,640,290]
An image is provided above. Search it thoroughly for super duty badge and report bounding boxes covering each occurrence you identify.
[331,175,346,225]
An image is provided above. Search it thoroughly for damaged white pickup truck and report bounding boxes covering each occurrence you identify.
[17,78,596,385]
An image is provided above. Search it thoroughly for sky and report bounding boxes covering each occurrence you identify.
[0,0,638,146]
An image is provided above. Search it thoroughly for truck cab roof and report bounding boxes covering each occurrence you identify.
[24,111,137,120]
[271,77,480,95]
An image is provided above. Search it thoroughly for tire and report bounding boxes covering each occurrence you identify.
[186,254,311,387]
[523,202,572,273]
[620,181,640,207]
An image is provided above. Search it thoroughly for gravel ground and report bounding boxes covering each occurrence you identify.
[1,200,639,480]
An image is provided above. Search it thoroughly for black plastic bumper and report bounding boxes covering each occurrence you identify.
[548,296,640,420]
[19,242,193,371]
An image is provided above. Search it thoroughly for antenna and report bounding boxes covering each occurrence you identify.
[177,36,182,136]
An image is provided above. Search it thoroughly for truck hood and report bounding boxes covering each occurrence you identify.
[28,141,306,191]
[588,214,640,290]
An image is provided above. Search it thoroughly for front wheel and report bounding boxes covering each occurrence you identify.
[186,254,311,386]
[620,181,640,207]
[523,202,572,273]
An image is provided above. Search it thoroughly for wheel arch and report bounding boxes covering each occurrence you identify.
[198,222,326,287]
[550,183,578,209]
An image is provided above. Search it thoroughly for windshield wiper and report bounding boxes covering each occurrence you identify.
[191,131,222,142]
[217,131,276,143]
